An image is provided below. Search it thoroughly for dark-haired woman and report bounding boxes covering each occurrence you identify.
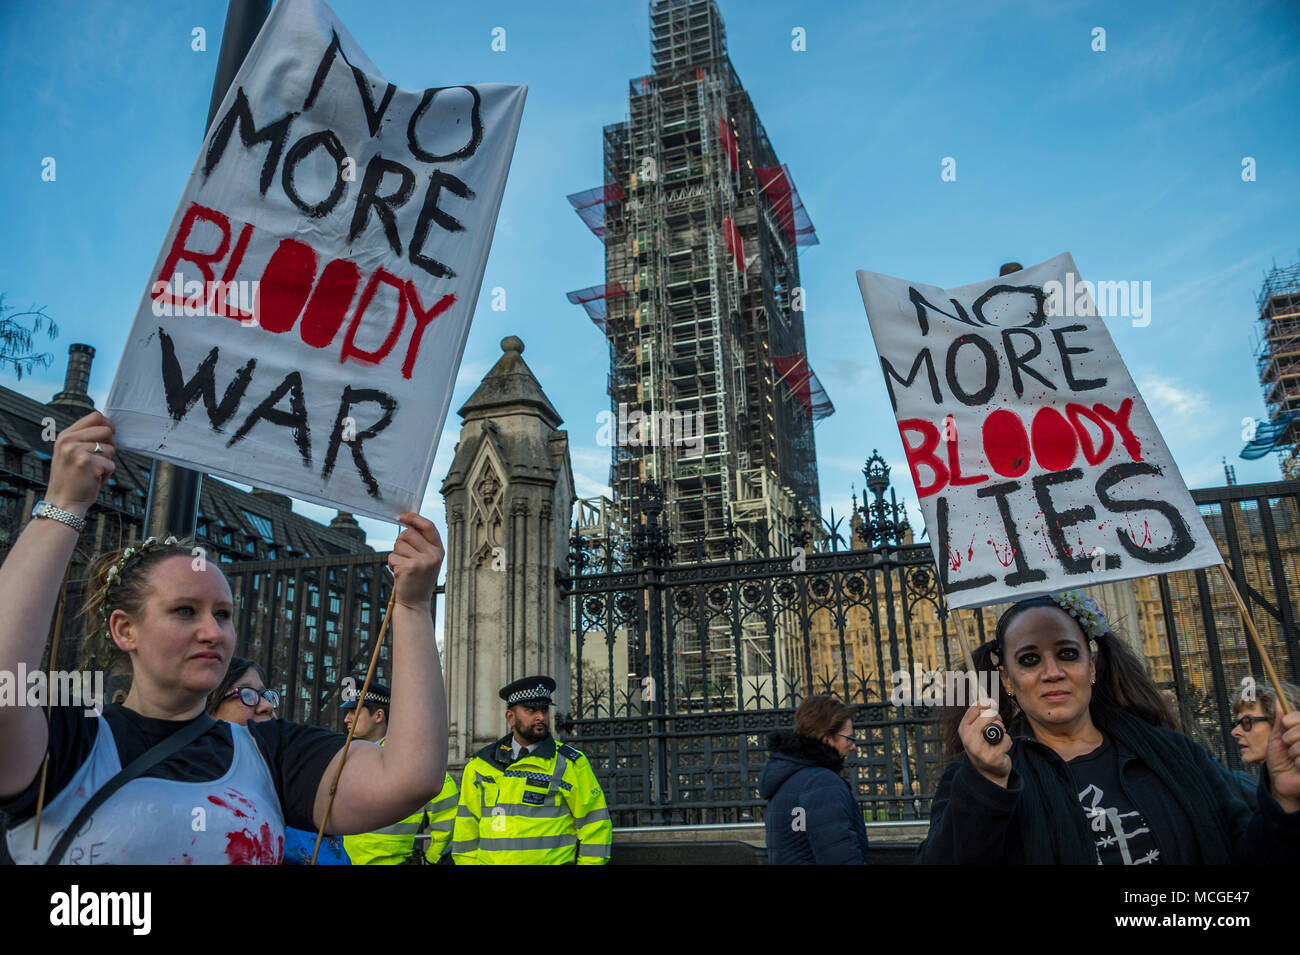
[0,412,448,865]
[206,657,350,865]
[208,656,278,724]
[918,593,1300,864]
[760,694,871,864]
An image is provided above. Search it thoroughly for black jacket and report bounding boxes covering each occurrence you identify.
[1224,765,1262,813]
[918,725,1300,864]
[759,732,870,865]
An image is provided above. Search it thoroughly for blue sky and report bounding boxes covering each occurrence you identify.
[2,0,1298,550]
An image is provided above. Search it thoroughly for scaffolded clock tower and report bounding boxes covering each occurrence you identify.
[567,0,831,558]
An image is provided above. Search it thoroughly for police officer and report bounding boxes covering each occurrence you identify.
[340,680,459,865]
[452,676,612,864]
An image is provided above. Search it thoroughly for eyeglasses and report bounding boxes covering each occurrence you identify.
[1231,715,1271,732]
[225,686,280,708]
[835,733,856,745]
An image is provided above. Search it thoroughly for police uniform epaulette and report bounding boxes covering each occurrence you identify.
[473,737,513,763]
[558,743,583,761]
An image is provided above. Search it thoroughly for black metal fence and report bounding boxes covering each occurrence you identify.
[10,458,1298,829]
[559,478,1300,827]
[221,553,445,731]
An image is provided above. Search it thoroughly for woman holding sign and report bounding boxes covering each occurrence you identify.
[918,592,1300,864]
[0,411,448,865]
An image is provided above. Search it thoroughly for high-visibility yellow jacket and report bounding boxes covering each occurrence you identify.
[344,770,459,865]
[452,735,612,865]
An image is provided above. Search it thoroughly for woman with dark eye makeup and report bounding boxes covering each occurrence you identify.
[917,592,1300,865]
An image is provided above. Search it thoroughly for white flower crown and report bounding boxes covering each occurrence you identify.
[95,535,182,630]
[1052,590,1108,641]
[987,590,1106,666]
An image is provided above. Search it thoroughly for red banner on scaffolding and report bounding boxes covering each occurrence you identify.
[773,352,834,421]
[757,165,818,248]
[567,182,626,242]
[717,117,739,172]
[723,215,745,273]
[566,282,627,332]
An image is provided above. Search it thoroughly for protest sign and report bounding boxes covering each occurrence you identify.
[857,253,1221,609]
[106,0,526,522]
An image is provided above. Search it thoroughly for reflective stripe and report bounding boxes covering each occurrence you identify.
[373,821,422,835]
[490,803,570,819]
[428,794,459,814]
[577,842,611,857]
[548,754,568,796]
[428,819,456,832]
[456,797,567,820]
[478,834,577,852]
[574,807,611,828]
[451,840,479,854]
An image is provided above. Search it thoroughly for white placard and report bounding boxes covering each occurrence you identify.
[857,252,1221,608]
[107,0,526,523]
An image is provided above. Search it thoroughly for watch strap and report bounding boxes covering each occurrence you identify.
[32,500,87,533]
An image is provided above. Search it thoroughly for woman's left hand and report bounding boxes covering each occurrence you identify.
[1265,710,1300,811]
[388,513,444,611]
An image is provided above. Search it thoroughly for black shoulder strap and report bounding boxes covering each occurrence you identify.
[44,712,217,866]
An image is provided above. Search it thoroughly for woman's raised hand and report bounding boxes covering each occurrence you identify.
[1266,710,1300,812]
[46,411,115,515]
[388,512,444,611]
[959,697,1013,787]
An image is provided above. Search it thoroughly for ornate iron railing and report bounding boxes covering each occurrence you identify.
[559,478,1300,826]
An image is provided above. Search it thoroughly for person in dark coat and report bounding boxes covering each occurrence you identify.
[918,593,1300,865]
[759,695,870,864]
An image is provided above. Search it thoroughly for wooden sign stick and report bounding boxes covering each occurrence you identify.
[948,605,978,674]
[1217,563,1291,716]
[32,571,71,850]
[947,605,1003,743]
[311,588,397,865]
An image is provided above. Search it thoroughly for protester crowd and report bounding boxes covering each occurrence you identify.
[0,411,607,866]
[1,411,1297,866]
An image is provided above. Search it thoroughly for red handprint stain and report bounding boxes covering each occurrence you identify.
[224,822,283,865]
[208,794,250,819]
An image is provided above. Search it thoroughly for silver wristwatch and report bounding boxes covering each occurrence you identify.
[32,500,87,533]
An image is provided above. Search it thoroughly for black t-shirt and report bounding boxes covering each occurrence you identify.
[0,703,344,837]
[1066,736,1162,865]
